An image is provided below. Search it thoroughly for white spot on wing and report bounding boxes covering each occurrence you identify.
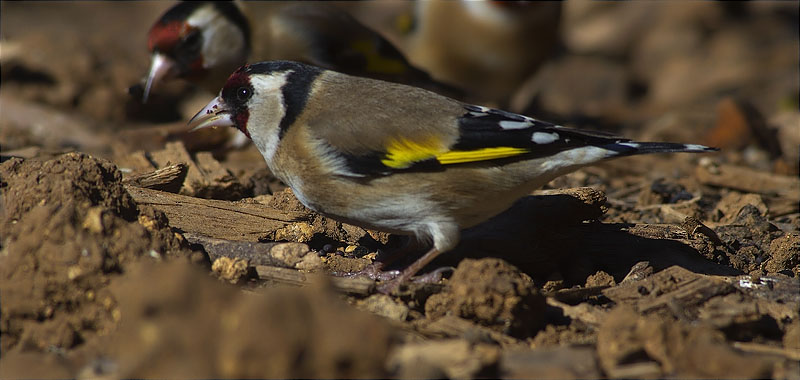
[499,120,532,130]
[532,132,559,144]
[469,112,488,117]
[618,142,641,148]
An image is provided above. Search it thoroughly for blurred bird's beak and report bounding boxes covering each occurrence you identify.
[187,96,233,131]
[142,53,178,103]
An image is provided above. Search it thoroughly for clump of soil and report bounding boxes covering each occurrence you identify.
[425,258,546,338]
[597,307,775,378]
[90,260,391,378]
[0,153,201,354]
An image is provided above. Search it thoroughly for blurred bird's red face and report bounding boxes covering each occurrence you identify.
[147,20,205,78]
[147,20,183,53]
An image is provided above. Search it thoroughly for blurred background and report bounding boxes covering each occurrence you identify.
[1,1,797,175]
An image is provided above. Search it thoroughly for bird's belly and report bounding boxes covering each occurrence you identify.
[280,173,438,236]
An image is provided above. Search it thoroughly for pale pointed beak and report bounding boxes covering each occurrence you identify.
[142,53,177,103]
[187,96,234,131]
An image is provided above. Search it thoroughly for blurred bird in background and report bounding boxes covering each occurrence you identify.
[139,1,461,103]
[400,1,562,105]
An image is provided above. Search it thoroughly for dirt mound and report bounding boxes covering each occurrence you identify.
[0,153,201,354]
[425,258,546,338]
[72,260,393,379]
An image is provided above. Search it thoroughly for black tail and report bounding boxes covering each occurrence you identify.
[602,141,719,157]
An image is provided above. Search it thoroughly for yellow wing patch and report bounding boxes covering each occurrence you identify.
[436,147,530,164]
[381,137,530,169]
[382,137,444,169]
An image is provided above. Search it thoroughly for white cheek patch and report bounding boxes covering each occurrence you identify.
[187,5,245,68]
[532,132,560,144]
[250,73,290,93]
[247,74,291,163]
[499,120,533,130]
[186,4,216,26]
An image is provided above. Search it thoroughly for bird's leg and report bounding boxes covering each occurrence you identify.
[341,236,425,280]
[376,247,443,294]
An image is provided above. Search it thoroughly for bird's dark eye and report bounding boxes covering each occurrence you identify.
[236,86,251,102]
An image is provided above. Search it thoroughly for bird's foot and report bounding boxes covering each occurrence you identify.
[376,266,454,294]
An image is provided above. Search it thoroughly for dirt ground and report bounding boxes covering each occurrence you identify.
[1,1,799,378]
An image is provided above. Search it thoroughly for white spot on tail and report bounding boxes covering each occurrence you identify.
[532,132,559,144]
[683,144,710,151]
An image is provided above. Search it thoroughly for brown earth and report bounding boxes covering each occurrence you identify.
[1,1,798,378]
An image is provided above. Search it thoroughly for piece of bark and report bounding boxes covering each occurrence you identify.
[146,141,248,199]
[621,261,655,284]
[603,266,734,316]
[544,285,609,303]
[125,185,306,241]
[731,342,800,361]
[183,233,317,268]
[148,141,203,194]
[122,163,188,193]
[546,297,608,326]
[192,151,249,199]
[696,162,800,198]
[254,265,375,295]
[115,150,157,175]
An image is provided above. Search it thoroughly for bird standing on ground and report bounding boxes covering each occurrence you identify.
[187,61,717,293]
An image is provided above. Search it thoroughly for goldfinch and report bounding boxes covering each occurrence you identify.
[144,1,250,102]
[142,1,457,103]
[187,61,717,293]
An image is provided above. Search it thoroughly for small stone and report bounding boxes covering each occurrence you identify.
[269,242,312,268]
[585,271,616,287]
[212,257,250,284]
[82,206,105,234]
[273,222,314,243]
[358,294,409,321]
